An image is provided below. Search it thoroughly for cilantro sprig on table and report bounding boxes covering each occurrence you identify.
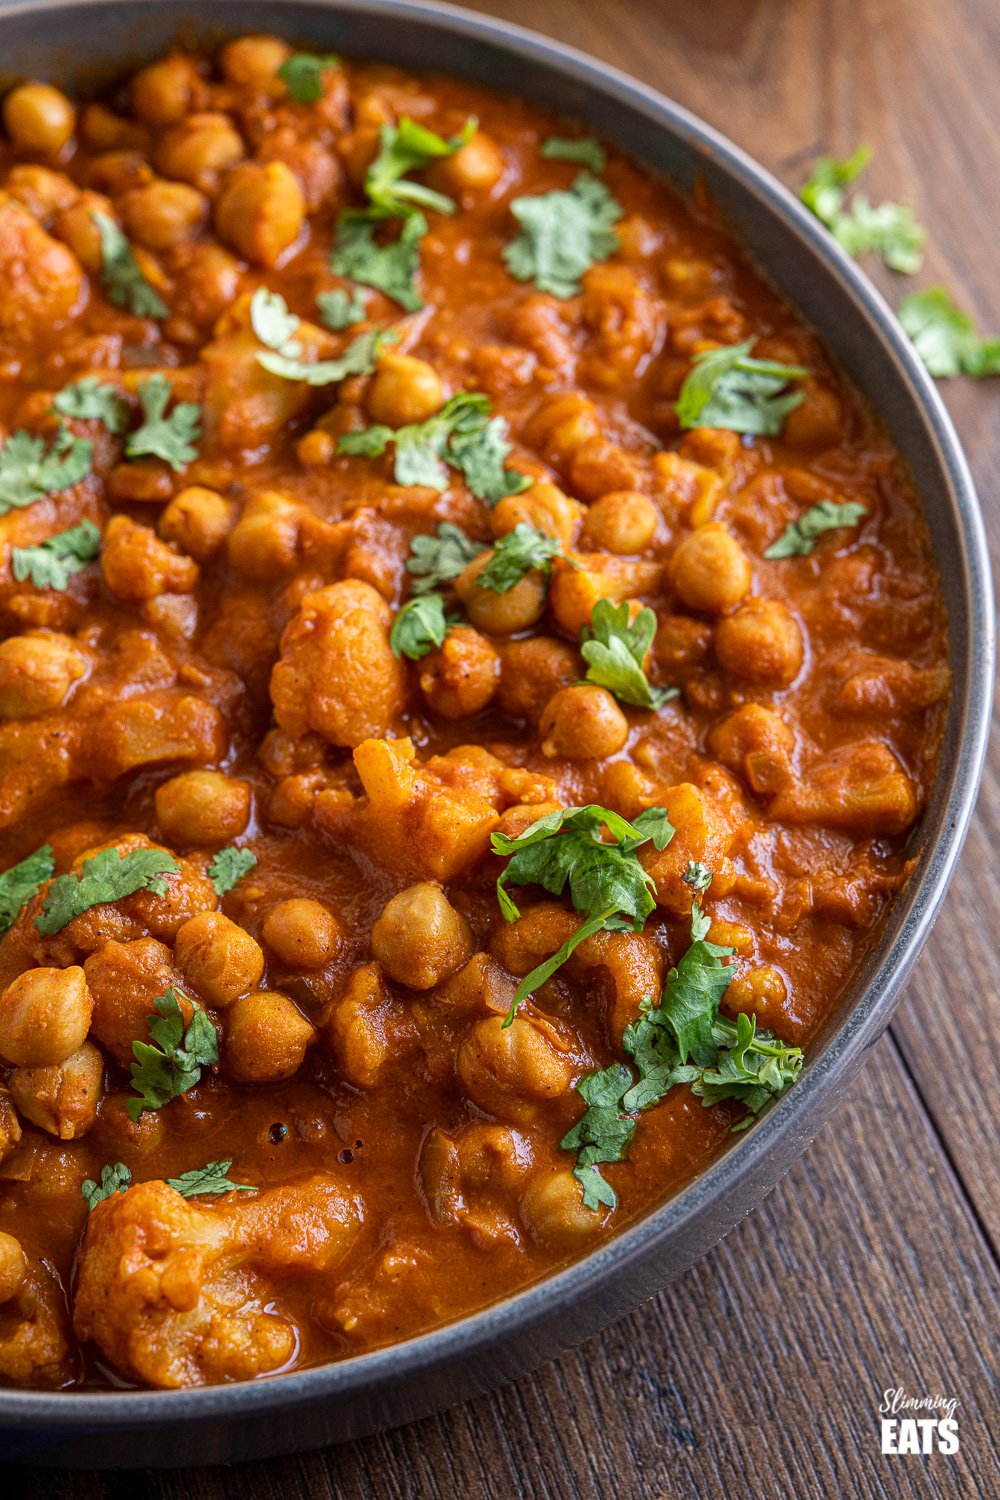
[208,846,257,898]
[0,845,54,937]
[92,211,169,320]
[128,986,219,1121]
[504,171,622,298]
[278,51,340,104]
[675,338,808,436]
[491,804,674,1022]
[82,1157,254,1210]
[406,522,485,594]
[541,135,607,174]
[898,287,1000,379]
[11,519,101,591]
[0,426,93,517]
[764,499,868,559]
[799,146,925,275]
[34,847,179,936]
[125,375,202,471]
[580,599,678,711]
[53,378,130,434]
[390,593,458,660]
[338,391,532,505]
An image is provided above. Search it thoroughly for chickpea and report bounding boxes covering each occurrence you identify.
[782,382,843,448]
[155,769,251,847]
[456,1016,573,1122]
[215,160,305,268]
[121,180,207,249]
[370,882,473,990]
[492,481,582,547]
[156,112,245,188]
[130,55,202,126]
[159,486,235,562]
[0,631,89,720]
[220,35,292,89]
[52,189,111,272]
[581,490,658,554]
[498,636,578,722]
[419,626,500,719]
[455,551,547,634]
[366,353,443,427]
[227,491,301,579]
[175,911,265,1008]
[296,429,335,467]
[5,163,77,218]
[522,1170,607,1248]
[668,522,751,614]
[539,684,629,760]
[3,82,75,154]
[431,130,504,192]
[262,899,342,970]
[224,990,314,1083]
[715,598,804,687]
[725,965,788,1028]
[0,1233,28,1304]
[0,966,93,1067]
[101,517,198,603]
[338,125,381,189]
[10,1041,103,1140]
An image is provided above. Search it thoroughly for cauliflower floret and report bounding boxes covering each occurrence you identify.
[73,1176,364,1388]
[0,192,85,341]
[0,1255,76,1388]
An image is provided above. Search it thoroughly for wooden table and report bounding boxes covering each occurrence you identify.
[11,1,999,1495]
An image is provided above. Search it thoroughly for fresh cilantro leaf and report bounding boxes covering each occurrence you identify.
[0,845,54,937]
[128,985,218,1121]
[52,377,130,434]
[406,522,485,594]
[92,211,169,319]
[330,212,428,312]
[389,592,457,659]
[764,499,868,558]
[338,392,531,504]
[11,519,101,591]
[684,861,713,894]
[278,51,339,104]
[125,374,202,471]
[692,1011,803,1127]
[478,523,562,592]
[799,148,925,274]
[658,899,736,1066]
[675,338,807,436]
[580,598,677,710]
[317,287,368,330]
[165,1158,256,1197]
[250,287,301,356]
[0,426,93,517]
[541,135,607,174]
[81,1162,132,1210]
[208,846,257,898]
[363,116,476,218]
[504,172,622,298]
[35,847,179,936]
[898,286,1000,379]
[258,328,397,385]
[559,1062,636,1210]
[491,804,674,1019]
[799,145,871,222]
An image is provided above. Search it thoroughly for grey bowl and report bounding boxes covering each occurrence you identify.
[0,0,993,1469]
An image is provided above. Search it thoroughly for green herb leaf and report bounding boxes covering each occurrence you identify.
[898,286,1000,379]
[477,523,561,593]
[657,899,736,1067]
[406,522,485,594]
[579,598,676,710]
[0,426,93,517]
[541,135,607,174]
[125,374,202,471]
[11,519,101,591]
[799,148,925,274]
[35,847,179,936]
[799,145,871,222]
[675,338,808,436]
[559,1062,636,1210]
[165,1157,256,1197]
[52,377,130,435]
[684,861,713,894]
[0,845,54,937]
[257,327,396,385]
[389,592,457,660]
[504,172,622,298]
[208,846,257,898]
[92,211,169,319]
[317,287,368,330]
[330,213,428,312]
[692,1011,803,1126]
[363,116,476,218]
[128,985,218,1121]
[278,51,339,104]
[249,287,302,356]
[81,1162,132,1210]
[764,498,868,559]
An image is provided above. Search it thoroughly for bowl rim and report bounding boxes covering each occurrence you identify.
[0,0,993,1431]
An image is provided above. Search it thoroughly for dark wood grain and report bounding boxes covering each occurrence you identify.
[10,0,999,1493]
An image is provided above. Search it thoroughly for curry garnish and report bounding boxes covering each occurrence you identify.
[35,847,179,936]
[899,286,1000,379]
[540,135,607,174]
[799,146,925,274]
[580,599,677,710]
[91,211,169,319]
[330,212,428,312]
[278,51,340,103]
[478,524,562,593]
[0,426,92,516]
[81,1163,132,1211]
[406,522,485,593]
[259,327,397,385]
[0,845,54,937]
[250,287,302,356]
[125,375,202,472]
[165,1159,257,1197]
[208,846,257,898]
[675,339,808,436]
[317,287,368,330]
[11,519,101,591]
[128,986,219,1121]
[504,172,622,298]
[764,499,868,559]
[390,593,458,660]
[362,116,476,219]
[53,377,130,434]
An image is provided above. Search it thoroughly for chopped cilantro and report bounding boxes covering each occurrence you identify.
[92,211,169,319]
[504,172,622,298]
[580,599,677,710]
[317,287,368,330]
[675,338,808,436]
[799,147,925,274]
[684,861,713,894]
[799,145,872,222]
[330,212,428,312]
[0,845,54,937]
[52,377,129,435]
[764,499,868,558]
[249,287,302,356]
[406,522,485,594]
[11,519,101,591]
[0,426,93,517]
[278,51,339,104]
[128,985,218,1121]
[491,803,674,1020]
[477,523,562,593]
[81,1162,132,1210]
[541,135,606,174]
[165,1158,256,1197]
[898,286,1000,379]
[125,375,202,472]
[35,847,179,936]
[363,116,475,218]
[208,846,257,898]
[389,592,457,660]
[258,328,396,385]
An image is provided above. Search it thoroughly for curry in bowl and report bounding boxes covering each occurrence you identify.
[0,36,947,1391]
